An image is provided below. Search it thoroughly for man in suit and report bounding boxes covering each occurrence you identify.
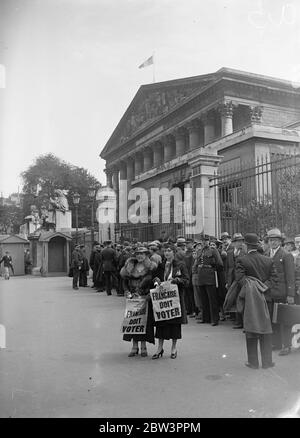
[71,244,83,290]
[100,240,117,296]
[266,228,295,356]
[235,233,278,369]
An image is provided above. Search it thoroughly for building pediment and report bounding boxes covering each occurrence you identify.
[101,73,217,158]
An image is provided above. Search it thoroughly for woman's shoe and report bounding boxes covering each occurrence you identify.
[170,351,177,359]
[128,348,139,357]
[141,348,148,357]
[152,349,164,360]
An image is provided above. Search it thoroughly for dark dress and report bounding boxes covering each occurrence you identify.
[121,258,157,344]
[155,259,189,340]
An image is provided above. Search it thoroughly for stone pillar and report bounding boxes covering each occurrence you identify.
[163,135,175,162]
[119,161,127,181]
[112,167,119,191]
[143,147,153,171]
[126,157,134,182]
[189,151,222,238]
[135,152,143,175]
[105,168,113,188]
[249,105,263,124]
[153,141,163,167]
[203,112,216,145]
[174,127,186,156]
[219,101,234,136]
[186,119,201,150]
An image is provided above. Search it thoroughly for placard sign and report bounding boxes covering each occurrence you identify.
[150,281,181,322]
[121,297,148,335]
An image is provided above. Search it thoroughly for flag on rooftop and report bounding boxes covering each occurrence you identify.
[138,55,154,69]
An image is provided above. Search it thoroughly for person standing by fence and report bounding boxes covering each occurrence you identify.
[71,244,83,290]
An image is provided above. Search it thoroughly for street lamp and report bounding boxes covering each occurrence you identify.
[73,192,80,244]
[88,186,96,245]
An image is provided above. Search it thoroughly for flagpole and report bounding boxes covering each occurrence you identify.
[152,52,155,83]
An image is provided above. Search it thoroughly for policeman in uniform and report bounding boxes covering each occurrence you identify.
[197,235,224,326]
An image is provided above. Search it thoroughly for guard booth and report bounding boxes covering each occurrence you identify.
[29,231,71,276]
[0,234,30,276]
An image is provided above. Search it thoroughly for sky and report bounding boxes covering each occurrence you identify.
[1,0,300,196]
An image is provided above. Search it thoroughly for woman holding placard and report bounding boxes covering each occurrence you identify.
[152,243,189,359]
[121,247,157,357]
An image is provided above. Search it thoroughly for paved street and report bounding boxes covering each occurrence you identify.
[0,275,300,418]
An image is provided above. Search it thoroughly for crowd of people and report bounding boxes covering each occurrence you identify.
[70,228,300,367]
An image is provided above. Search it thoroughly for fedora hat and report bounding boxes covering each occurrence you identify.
[220,232,231,240]
[244,233,259,247]
[135,246,149,254]
[267,228,282,239]
[232,233,244,242]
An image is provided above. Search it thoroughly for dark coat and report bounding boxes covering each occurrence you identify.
[235,250,278,301]
[100,247,117,272]
[71,249,83,269]
[155,259,189,325]
[226,246,247,287]
[266,247,295,300]
[197,246,223,286]
[237,276,272,335]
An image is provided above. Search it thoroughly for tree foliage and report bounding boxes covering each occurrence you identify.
[0,205,24,234]
[21,153,101,228]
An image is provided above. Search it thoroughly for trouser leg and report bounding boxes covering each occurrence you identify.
[259,334,273,367]
[199,286,210,323]
[206,285,219,324]
[104,271,112,295]
[73,268,79,288]
[281,325,292,349]
[246,336,259,367]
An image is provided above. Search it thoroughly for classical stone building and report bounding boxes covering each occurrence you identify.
[100,67,300,241]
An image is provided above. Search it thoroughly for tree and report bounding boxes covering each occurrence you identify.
[0,205,24,234]
[21,154,101,229]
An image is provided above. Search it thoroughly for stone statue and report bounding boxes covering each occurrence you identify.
[49,189,69,213]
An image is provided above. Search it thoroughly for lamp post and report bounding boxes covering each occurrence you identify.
[88,186,97,245]
[73,192,80,244]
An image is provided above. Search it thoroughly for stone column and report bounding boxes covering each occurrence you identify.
[174,127,186,156]
[203,112,216,145]
[135,152,143,175]
[119,161,127,181]
[163,135,175,162]
[143,147,153,172]
[219,101,234,136]
[105,168,113,188]
[186,119,201,150]
[249,105,263,124]
[112,167,119,191]
[189,151,222,238]
[126,157,135,182]
[153,141,163,167]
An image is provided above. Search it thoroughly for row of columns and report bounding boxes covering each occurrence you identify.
[105,103,263,186]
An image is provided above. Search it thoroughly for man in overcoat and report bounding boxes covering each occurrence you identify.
[235,233,278,369]
[265,228,295,356]
[100,240,117,296]
[71,244,83,290]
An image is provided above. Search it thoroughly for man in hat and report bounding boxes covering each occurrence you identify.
[265,228,295,355]
[100,240,118,296]
[235,233,278,369]
[184,238,197,317]
[78,245,90,287]
[197,235,223,326]
[225,233,247,328]
[294,236,300,305]
[71,244,83,290]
